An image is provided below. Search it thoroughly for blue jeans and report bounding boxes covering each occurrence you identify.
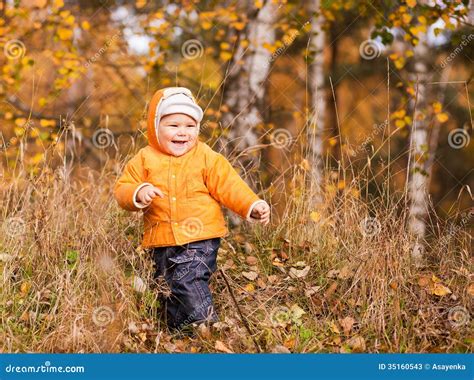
[152,238,221,329]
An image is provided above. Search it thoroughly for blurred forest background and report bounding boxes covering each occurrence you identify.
[0,0,472,353]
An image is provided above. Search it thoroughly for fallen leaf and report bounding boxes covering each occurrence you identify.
[245,256,258,266]
[305,286,322,297]
[215,340,234,353]
[346,335,366,352]
[432,283,451,297]
[131,275,146,293]
[467,283,474,297]
[418,275,431,287]
[271,345,290,353]
[244,283,255,293]
[242,271,258,281]
[338,265,352,279]
[339,316,355,336]
[289,265,310,279]
[283,337,296,349]
[324,282,338,298]
[0,253,14,262]
[329,321,340,334]
[327,269,339,278]
[267,275,278,284]
[290,304,306,325]
[257,278,267,289]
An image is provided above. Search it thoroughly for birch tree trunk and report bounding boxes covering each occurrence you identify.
[221,0,279,176]
[307,0,326,202]
[407,23,433,262]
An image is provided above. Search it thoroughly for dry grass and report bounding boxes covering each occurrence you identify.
[0,140,472,353]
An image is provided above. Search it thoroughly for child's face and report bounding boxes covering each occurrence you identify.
[157,113,199,156]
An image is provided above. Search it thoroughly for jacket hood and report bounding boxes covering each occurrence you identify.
[146,88,165,152]
[146,87,202,153]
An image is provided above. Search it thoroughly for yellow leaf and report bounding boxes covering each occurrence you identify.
[329,321,340,334]
[81,21,90,31]
[300,158,310,171]
[417,15,427,25]
[436,113,449,123]
[21,282,31,295]
[14,118,27,127]
[395,119,406,128]
[337,180,345,190]
[310,211,321,223]
[14,127,25,136]
[402,13,412,24]
[136,0,147,8]
[57,27,73,41]
[467,283,474,297]
[255,0,263,9]
[31,152,44,164]
[220,42,230,50]
[4,111,13,120]
[328,137,338,147]
[232,22,246,31]
[202,20,212,30]
[40,119,56,127]
[432,101,442,113]
[394,56,406,69]
[244,283,255,293]
[406,0,417,8]
[215,340,234,353]
[432,283,451,297]
[54,0,64,8]
[220,51,233,61]
[406,86,416,96]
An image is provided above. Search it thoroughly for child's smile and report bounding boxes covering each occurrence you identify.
[158,113,199,156]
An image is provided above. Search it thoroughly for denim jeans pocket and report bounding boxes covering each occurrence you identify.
[187,238,220,257]
[168,250,195,281]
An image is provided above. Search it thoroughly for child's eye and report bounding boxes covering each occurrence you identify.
[187,125,196,128]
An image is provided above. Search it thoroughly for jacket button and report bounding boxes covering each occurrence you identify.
[172,197,176,201]
[174,222,178,226]
[172,174,176,178]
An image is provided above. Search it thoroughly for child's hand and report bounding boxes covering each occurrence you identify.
[250,201,270,225]
[136,185,164,206]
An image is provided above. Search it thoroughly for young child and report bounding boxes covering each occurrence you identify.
[114,87,270,330]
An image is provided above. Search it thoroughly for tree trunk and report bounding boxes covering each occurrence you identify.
[407,24,433,262]
[307,0,326,202]
[221,0,279,177]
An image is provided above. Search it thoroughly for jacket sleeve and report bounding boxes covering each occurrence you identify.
[205,151,262,219]
[114,149,150,211]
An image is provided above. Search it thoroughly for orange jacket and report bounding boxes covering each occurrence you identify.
[114,88,264,248]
